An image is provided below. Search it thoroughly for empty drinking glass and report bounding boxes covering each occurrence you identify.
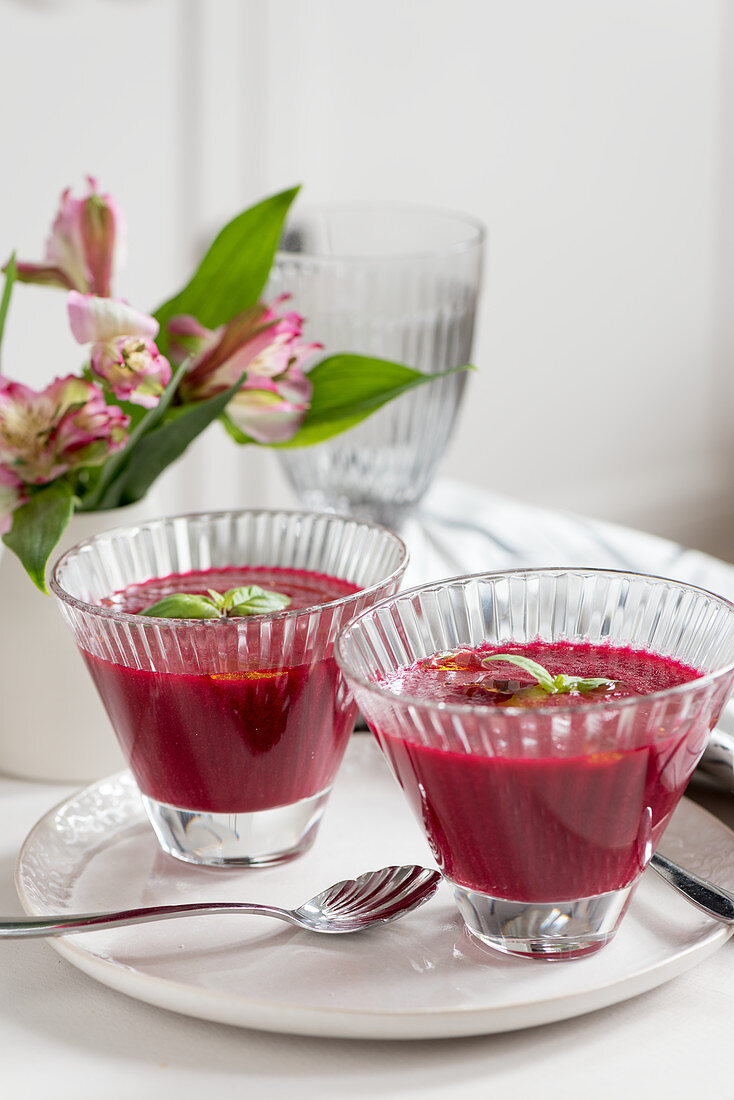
[268,204,485,528]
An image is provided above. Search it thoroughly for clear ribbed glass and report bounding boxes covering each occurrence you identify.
[336,568,734,960]
[267,204,485,528]
[51,510,407,867]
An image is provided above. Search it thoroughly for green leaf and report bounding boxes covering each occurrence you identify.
[481,654,556,692]
[2,480,75,594]
[207,588,227,610]
[553,674,617,694]
[153,187,299,358]
[222,355,474,448]
[78,358,191,511]
[219,586,254,611]
[227,585,291,616]
[138,593,219,619]
[0,252,16,357]
[90,371,248,509]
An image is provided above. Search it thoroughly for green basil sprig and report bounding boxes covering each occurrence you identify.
[481,654,617,696]
[139,585,291,620]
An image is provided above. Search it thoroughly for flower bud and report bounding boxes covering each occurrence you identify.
[11,177,125,295]
[68,291,171,408]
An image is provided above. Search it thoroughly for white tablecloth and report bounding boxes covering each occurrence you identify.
[2,481,733,1099]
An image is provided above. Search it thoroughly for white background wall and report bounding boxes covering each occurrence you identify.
[1,0,732,557]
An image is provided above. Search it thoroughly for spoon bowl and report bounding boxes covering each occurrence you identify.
[295,864,441,932]
[0,865,442,939]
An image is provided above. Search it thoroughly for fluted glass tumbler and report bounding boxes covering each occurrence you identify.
[336,569,734,960]
[52,511,407,867]
[268,204,485,528]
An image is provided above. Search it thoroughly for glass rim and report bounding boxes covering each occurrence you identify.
[50,507,409,629]
[275,201,487,264]
[334,565,734,718]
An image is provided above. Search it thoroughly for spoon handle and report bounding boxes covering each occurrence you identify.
[0,901,291,938]
[650,852,734,924]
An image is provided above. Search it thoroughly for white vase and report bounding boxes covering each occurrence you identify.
[0,500,160,782]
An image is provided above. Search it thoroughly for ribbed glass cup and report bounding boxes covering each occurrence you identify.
[336,568,734,960]
[267,203,485,528]
[51,510,407,867]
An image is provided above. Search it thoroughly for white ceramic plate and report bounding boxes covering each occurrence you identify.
[15,736,734,1040]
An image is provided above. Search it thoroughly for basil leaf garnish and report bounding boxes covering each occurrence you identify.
[138,593,220,619]
[481,654,556,691]
[482,654,616,696]
[137,584,291,619]
[206,589,227,610]
[553,674,618,693]
[227,585,291,616]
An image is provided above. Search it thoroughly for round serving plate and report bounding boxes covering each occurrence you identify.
[15,736,734,1040]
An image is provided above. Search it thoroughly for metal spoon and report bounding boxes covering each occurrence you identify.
[650,852,734,923]
[1,865,441,940]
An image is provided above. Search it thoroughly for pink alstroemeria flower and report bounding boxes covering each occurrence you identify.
[0,375,129,485]
[68,291,172,409]
[12,177,125,297]
[173,297,320,444]
[0,465,26,535]
[227,368,315,444]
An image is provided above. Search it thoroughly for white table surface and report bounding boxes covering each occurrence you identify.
[3,481,734,1099]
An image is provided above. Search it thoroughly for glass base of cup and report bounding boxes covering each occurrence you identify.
[452,881,635,960]
[141,788,331,868]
